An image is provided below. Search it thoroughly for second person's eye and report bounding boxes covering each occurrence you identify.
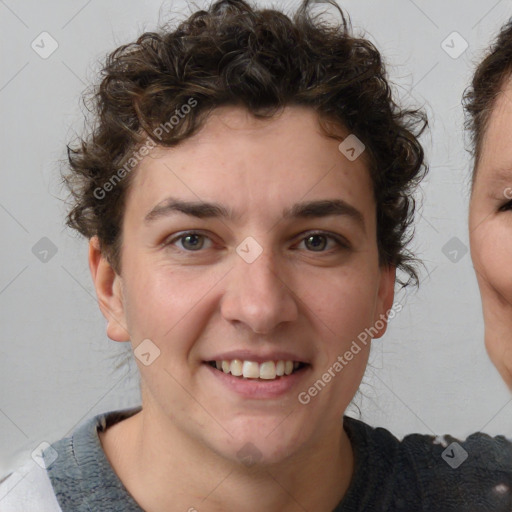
[498,199,512,213]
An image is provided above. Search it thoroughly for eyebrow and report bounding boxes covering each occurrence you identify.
[144,197,365,230]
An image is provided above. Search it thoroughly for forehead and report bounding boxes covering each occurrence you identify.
[126,106,374,222]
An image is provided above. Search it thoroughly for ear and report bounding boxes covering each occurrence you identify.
[372,265,396,339]
[88,236,130,342]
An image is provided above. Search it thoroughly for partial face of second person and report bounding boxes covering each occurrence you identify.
[90,105,395,466]
[470,78,512,389]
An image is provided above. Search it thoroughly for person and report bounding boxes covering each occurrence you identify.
[466,19,512,390]
[1,1,512,511]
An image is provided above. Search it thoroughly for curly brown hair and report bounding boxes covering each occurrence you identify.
[62,0,427,286]
[464,19,512,181]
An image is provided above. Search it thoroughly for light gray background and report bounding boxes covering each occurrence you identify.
[2,0,512,478]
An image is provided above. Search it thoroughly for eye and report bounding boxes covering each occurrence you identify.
[499,199,512,212]
[296,231,349,252]
[163,230,349,254]
[164,231,213,251]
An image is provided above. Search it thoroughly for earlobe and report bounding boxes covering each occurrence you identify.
[88,236,130,342]
[373,265,396,339]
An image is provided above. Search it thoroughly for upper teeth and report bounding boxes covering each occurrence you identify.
[214,360,300,380]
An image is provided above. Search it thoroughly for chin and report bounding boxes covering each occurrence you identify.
[217,416,309,467]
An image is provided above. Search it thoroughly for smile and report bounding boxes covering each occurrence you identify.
[207,360,308,380]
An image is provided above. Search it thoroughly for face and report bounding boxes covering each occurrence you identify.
[470,79,512,389]
[90,106,395,465]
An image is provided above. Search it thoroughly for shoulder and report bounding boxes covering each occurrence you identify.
[0,459,62,512]
[0,406,143,512]
[343,416,512,511]
[341,416,424,508]
[402,430,512,510]
[46,406,143,511]
[343,415,413,464]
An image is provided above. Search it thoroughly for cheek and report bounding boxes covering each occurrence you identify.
[122,258,223,346]
[289,269,375,409]
[297,267,379,342]
[472,221,512,301]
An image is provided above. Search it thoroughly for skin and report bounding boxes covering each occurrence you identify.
[89,105,395,512]
[470,78,512,389]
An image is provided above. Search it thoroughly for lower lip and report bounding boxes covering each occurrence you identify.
[203,363,311,399]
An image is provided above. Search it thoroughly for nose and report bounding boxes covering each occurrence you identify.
[220,247,299,334]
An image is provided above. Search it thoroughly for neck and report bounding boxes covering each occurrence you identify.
[100,404,354,512]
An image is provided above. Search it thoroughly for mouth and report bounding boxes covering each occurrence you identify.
[205,359,309,381]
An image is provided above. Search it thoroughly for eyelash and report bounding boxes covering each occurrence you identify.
[499,200,512,212]
[164,230,350,254]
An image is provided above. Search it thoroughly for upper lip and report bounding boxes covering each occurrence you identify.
[205,350,310,364]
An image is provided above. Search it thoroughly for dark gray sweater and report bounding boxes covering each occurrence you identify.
[25,407,512,511]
